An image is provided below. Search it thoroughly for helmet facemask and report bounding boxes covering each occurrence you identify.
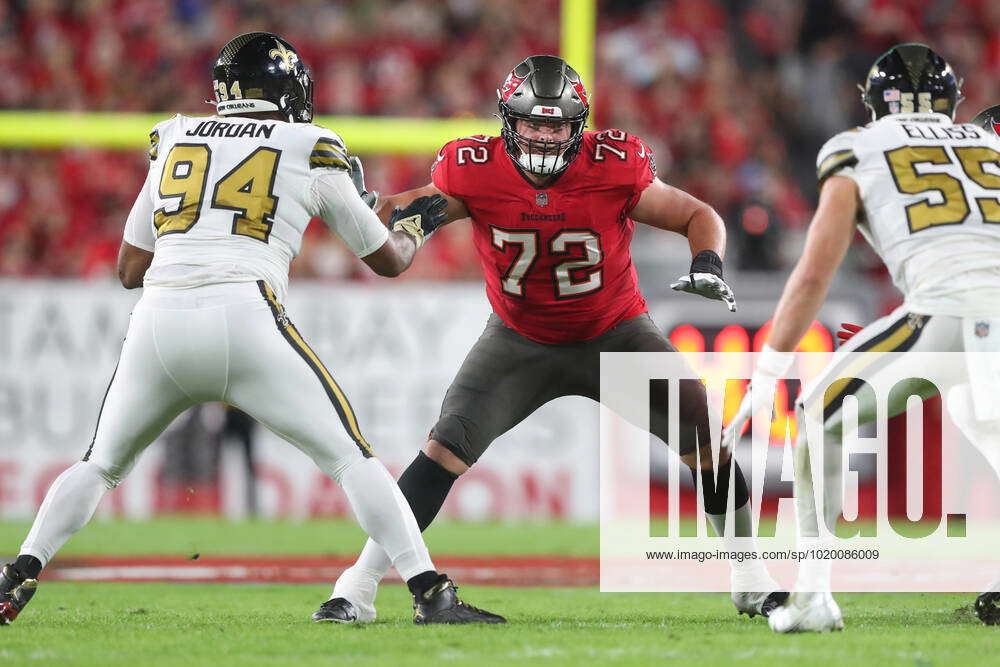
[500,113,586,176]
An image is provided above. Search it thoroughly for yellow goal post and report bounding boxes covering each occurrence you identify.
[0,0,594,154]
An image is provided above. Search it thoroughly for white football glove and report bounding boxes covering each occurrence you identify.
[348,156,379,210]
[670,272,737,312]
[721,344,795,452]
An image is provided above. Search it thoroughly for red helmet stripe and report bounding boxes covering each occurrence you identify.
[500,72,526,102]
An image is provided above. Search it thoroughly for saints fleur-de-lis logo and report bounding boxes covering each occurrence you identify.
[269,42,298,72]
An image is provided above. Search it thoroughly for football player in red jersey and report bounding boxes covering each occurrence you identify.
[313,55,785,624]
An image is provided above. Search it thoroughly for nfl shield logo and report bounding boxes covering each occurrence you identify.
[976,321,990,338]
[536,192,548,207]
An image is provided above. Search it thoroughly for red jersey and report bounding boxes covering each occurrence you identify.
[431,130,656,344]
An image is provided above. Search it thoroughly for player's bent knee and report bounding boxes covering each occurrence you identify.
[679,442,731,470]
[423,440,469,476]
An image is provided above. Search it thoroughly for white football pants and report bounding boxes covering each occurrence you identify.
[792,303,1000,591]
[20,281,433,581]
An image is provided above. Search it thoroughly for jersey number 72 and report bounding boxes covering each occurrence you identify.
[491,226,604,299]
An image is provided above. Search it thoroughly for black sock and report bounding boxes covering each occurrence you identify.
[406,570,441,597]
[691,458,750,515]
[13,555,42,580]
[396,451,459,532]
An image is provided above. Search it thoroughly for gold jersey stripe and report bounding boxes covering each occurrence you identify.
[149,129,160,161]
[309,139,350,170]
[311,138,347,155]
[310,148,346,158]
[817,148,857,185]
[310,155,350,170]
[821,315,924,417]
[314,136,345,148]
[258,281,374,457]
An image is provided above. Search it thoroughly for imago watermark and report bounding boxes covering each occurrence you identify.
[599,351,1000,592]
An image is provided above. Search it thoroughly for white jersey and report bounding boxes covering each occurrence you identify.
[123,114,389,301]
[817,112,1000,317]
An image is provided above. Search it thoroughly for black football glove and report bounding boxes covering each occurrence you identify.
[669,249,737,312]
[348,156,379,210]
[389,195,449,248]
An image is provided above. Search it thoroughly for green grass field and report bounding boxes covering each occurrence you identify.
[1,519,997,666]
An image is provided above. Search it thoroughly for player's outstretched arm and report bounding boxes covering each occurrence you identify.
[631,178,736,311]
[375,184,469,228]
[117,241,153,289]
[766,175,859,352]
[346,156,467,226]
[722,175,860,450]
[311,168,449,277]
[362,195,450,276]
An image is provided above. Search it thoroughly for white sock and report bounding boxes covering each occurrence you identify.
[330,562,383,615]
[708,503,770,577]
[20,461,114,567]
[795,537,833,593]
[338,458,433,582]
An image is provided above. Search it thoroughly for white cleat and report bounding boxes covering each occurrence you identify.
[731,568,788,618]
[768,591,844,633]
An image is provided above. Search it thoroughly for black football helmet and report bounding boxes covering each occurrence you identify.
[211,32,313,123]
[497,55,590,177]
[971,104,1000,137]
[861,43,962,121]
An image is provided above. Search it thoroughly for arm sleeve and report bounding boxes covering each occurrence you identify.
[122,169,156,251]
[308,169,390,258]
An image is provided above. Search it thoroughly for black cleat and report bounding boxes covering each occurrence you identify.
[0,565,37,626]
[975,592,1000,626]
[735,590,790,618]
[312,597,358,624]
[412,575,506,625]
[760,591,791,618]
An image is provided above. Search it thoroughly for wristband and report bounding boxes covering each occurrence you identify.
[392,213,425,248]
[690,250,723,278]
[757,343,794,378]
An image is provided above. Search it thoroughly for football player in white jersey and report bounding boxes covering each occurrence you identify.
[0,32,504,626]
[722,43,1000,631]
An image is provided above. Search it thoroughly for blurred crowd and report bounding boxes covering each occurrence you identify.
[2,0,1000,282]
